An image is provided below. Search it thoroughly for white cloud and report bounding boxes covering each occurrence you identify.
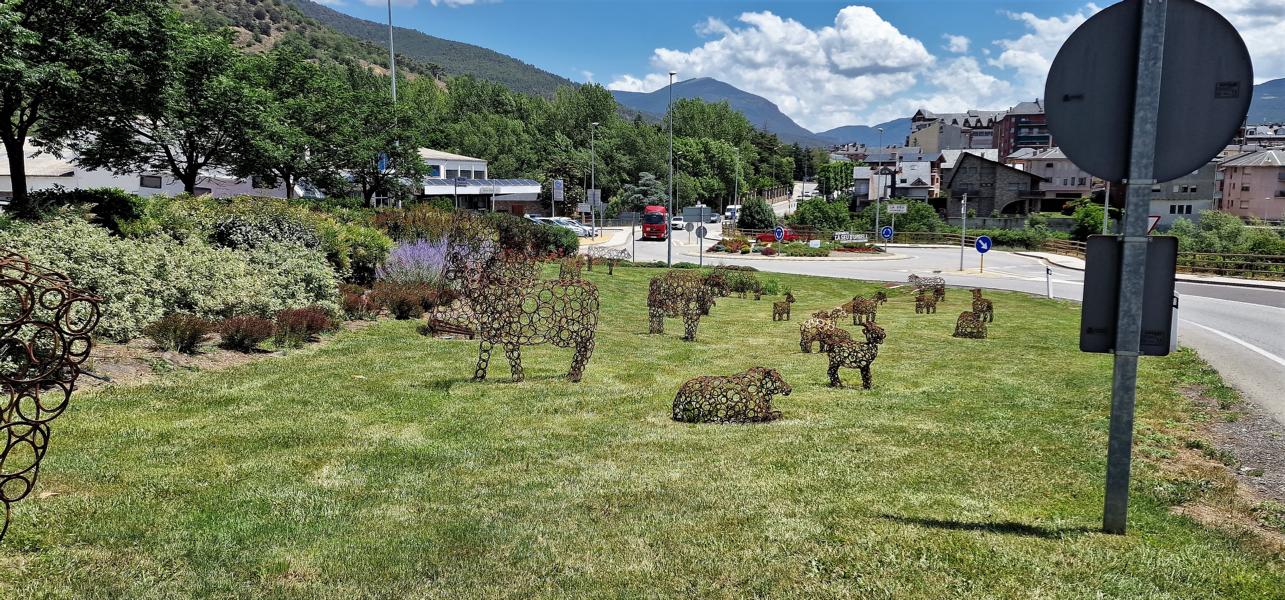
[581,70,594,83]
[608,7,933,130]
[988,5,1098,99]
[943,34,970,53]
[1205,0,1285,82]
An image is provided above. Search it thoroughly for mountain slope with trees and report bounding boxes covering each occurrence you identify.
[612,78,830,146]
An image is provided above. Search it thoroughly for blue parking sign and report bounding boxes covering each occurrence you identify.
[880,225,893,240]
[975,235,992,254]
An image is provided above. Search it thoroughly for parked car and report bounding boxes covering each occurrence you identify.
[552,217,594,237]
[671,216,686,229]
[755,228,801,243]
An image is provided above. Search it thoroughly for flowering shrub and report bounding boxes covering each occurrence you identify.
[219,316,275,352]
[143,314,215,354]
[377,239,450,285]
[211,198,322,251]
[274,306,336,348]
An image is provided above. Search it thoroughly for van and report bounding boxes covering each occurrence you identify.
[724,204,743,223]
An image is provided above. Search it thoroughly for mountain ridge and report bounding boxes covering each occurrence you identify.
[611,78,830,146]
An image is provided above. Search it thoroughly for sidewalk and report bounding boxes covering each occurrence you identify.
[1014,250,1285,291]
[581,227,632,248]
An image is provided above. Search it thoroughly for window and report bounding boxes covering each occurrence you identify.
[1169,204,1177,214]
[1045,162,1054,168]
[426,165,442,178]
[1242,184,1251,192]
[474,170,486,179]
[1078,177,1087,186]
[1173,185,1181,193]
[446,169,459,179]
[1151,186,1162,193]
[139,175,162,189]
[899,178,907,184]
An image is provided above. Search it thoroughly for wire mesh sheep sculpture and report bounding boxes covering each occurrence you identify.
[873,290,888,306]
[970,288,994,323]
[800,317,850,353]
[558,255,585,281]
[585,247,631,274]
[648,271,721,341]
[671,367,792,424]
[0,251,101,543]
[953,311,988,339]
[439,218,600,383]
[825,321,886,389]
[850,296,878,324]
[772,292,796,321]
[909,274,946,302]
[914,290,938,314]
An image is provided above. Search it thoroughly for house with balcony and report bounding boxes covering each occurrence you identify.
[1006,147,1094,211]
[1217,149,1285,220]
[993,100,1052,158]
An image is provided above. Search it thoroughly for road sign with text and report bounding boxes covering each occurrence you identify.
[888,204,908,214]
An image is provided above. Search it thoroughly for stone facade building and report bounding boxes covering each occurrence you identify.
[943,152,1046,217]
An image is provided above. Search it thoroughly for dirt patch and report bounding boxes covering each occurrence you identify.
[1185,386,1285,503]
[79,319,380,389]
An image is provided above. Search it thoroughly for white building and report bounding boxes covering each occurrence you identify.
[417,148,542,215]
[0,143,293,200]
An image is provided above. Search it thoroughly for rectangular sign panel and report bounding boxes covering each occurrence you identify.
[1080,235,1179,356]
[587,189,602,203]
[553,179,564,202]
[887,203,909,214]
[832,232,869,242]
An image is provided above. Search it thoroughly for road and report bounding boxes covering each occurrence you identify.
[610,223,1285,424]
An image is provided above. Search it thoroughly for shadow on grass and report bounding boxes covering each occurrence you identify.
[877,513,1097,539]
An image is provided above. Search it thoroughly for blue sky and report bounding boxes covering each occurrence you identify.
[320,0,1285,131]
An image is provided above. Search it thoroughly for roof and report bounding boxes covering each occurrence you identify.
[1006,148,1038,160]
[1220,150,1285,167]
[864,151,940,163]
[913,108,1007,128]
[0,145,76,177]
[418,148,487,163]
[1025,147,1068,161]
[944,151,1047,189]
[940,149,1000,169]
[1005,100,1044,115]
[422,178,538,186]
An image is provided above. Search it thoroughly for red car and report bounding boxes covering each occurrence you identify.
[755,228,801,243]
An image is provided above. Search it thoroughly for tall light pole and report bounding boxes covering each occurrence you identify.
[590,121,599,234]
[877,127,884,151]
[667,71,676,266]
[387,0,397,103]
[732,146,740,219]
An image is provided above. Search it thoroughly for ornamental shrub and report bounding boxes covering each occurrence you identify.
[143,314,214,354]
[371,282,429,319]
[760,246,778,256]
[377,239,450,286]
[340,285,378,320]
[218,316,275,352]
[373,205,457,242]
[211,198,322,250]
[737,197,777,230]
[274,306,335,348]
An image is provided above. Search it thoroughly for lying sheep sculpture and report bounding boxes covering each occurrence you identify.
[672,367,792,424]
[953,311,987,339]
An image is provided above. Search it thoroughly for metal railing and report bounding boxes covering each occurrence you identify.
[1036,238,1285,280]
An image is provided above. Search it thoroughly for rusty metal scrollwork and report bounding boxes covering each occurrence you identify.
[0,251,101,542]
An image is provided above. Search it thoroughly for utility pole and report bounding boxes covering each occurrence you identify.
[591,121,598,235]
[960,193,968,271]
[1102,182,1112,234]
[387,0,397,104]
[667,71,676,266]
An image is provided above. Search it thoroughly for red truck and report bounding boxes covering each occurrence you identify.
[641,205,669,240]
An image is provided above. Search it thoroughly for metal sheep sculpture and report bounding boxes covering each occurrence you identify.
[825,320,886,389]
[647,271,723,341]
[914,290,938,314]
[0,251,101,542]
[850,295,878,325]
[953,311,988,339]
[909,274,946,302]
[771,292,796,321]
[970,288,994,323]
[672,367,792,424]
[800,317,850,353]
[439,219,600,383]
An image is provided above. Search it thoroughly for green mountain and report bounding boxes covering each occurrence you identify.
[1247,78,1285,125]
[283,0,575,97]
[611,78,829,146]
[176,0,575,97]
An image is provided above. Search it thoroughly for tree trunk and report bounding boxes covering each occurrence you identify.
[181,169,198,194]
[1,135,28,216]
[283,173,295,200]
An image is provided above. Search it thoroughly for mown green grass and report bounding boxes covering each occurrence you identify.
[1,266,1280,598]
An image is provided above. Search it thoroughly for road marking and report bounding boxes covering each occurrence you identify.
[1181,319,1285,368]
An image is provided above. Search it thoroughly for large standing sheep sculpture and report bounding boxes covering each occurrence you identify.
[647,271,722,341]
[850,296,878,324]
[970,288,994,323]
[825,321,886,389]
[772,292,796,321]
[909,274,947,302]
[0,251,101,543]
[672,367,792,424]
[873,290,888,306]
[953,311,988,339]
[439,219,600,383]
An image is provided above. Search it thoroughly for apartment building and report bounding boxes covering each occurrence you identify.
[993,100,1053,158]
[1218,149,1285,220]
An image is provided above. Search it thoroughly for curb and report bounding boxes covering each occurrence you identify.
[1012,251,1285,292]
[678,250,911,262]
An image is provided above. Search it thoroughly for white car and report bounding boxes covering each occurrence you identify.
[552,217,594,237]
[671,216,686,229]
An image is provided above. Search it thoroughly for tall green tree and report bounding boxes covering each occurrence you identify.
[737,196,777,230]
[331,67,427,204]
[235,42,350,199]
[0,0,171,215]
[70,25,266,194]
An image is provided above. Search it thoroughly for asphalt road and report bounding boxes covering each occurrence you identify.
[617,224,1285,424]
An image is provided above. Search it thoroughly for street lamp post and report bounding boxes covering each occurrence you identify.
[877,127,884,151]
[590,121,599,235]
[387,0,397,103]
[667,71,676,266]
[732,146,740,219]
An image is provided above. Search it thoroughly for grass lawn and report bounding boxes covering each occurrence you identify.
[1,266,1281,598]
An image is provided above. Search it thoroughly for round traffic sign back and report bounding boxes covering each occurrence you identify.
[1044,0,1252,183]
[975,235,992,254]
[696,225,708,239]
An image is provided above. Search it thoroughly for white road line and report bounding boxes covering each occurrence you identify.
[1181,319,1285,368]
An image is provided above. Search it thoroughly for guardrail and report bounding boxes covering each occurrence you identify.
[1037,238,1284,280]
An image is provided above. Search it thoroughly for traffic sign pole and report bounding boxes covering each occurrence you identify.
[959,193,968,271]
[1103,0,1166,536]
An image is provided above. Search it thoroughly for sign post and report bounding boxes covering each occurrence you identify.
[880,225,893,250]
[552,179,564,216]
[959,193,968,271]
[696,224,708,266]
[773,225,785,243]
[888,203,907,242]
[1045,0,1251,535]
[974,235,991,273]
